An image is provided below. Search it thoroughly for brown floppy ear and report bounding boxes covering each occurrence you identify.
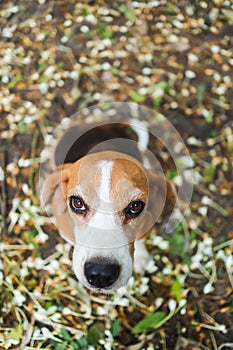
[40,163,72,215]
[147,170,177,223]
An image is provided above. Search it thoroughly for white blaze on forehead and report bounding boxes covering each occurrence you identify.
[97,160,113,203]
[87,159,119,232]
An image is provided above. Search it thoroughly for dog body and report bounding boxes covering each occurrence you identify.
[41,121,176,292]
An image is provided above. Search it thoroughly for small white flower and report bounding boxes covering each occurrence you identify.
[179,299,187,308]
[211,45,220,54]
[61,35,68,43]
[13,290,26,306]
[201,195,211,205]
[179,301,186,314]
[35,257,44,269]
[2,26,16,38]
[203,282,213,294]
[143,53,153,62]
[155,297,164,308]
[47,260,59,274]
[173,175,183,186]
[105,329,113,338]
[25,256,35,268]
[36,231,48,243]
[216,250,225,260]
[119,25,128,33]
[41,327,52,337]
[177,155,194,169]
[64,19,72,27]
[101,62,111,70]
[203,236,213,247]
[153,236,169,250]
[213,72,221,82]
[102,38,112,46]
[63,307,72,315]
[49,80,56,88]
[218,325,227,334]
[191,251,202,263]
[18,158,31,167]
[8,339,20,346]
[152,86,164,98]
[145,260,158,273]
[2,75,10,84]
[45,13,52,21]
[185,70,196,79]
[51,312,61,322]
[86,14,97,24]
[187,136,202,146]
[44,66,55,77]
[96,306,107,315]
[57,79,64,87]
[142,67,152,75]
[46,305,57,316]
[142,277,149,285]
[80,25,89,33]
[163,267,172,275]
[69,71,79,80]
[158,240,169,250]
[168,299,177,312]
[20,267,28,278]
[115,286,127,297]
[179,299,187,315]
[216,86,226,95]
[55,243,65,253]
[188,53,199,64]
[39,82,48,94]
[34,307,47,322]
[138,87,148,95]
[114,297,130,307]
[32,328,41,339]
[198,206,208,216]
[127,276,135,287]
[33,290,42,298]
[139,284,149,295]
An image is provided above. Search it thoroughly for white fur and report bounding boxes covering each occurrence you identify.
[134,239,151,275]
[72,159,133,291]
[130,119,149,152]
[89,160,118,230]
[72,242,133,291]
[98,160,112,203]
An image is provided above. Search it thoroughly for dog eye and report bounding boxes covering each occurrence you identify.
[125,200,145,218]
[69,196,87,214]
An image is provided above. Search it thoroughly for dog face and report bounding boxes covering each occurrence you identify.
[41,151,176,292]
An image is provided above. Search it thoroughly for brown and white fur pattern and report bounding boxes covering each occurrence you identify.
[41,121,177,292]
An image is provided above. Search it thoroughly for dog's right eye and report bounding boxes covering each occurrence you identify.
[69,196,87,214]
[124,200,145,219]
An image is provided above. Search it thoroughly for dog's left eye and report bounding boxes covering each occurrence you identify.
[69,196,87,214]
[125,200,145,218]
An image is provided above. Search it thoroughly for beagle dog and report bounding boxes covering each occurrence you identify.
[40,121,177,292]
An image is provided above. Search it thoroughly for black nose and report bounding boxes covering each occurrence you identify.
[84,260,120,289]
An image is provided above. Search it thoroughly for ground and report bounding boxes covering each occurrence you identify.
[0,1,233,349]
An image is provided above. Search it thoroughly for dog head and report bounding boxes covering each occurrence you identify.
[41,151,176,292]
